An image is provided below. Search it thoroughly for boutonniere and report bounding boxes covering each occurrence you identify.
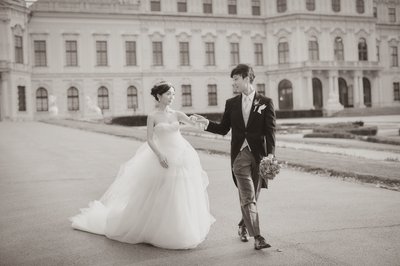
[253,99,266,114]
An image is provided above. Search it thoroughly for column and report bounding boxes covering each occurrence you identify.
[325,70,343,116]
[305,73,314,109]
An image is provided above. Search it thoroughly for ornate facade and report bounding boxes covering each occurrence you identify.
[0,0,399,120]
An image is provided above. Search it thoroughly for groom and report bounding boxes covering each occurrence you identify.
[195,64,276,250]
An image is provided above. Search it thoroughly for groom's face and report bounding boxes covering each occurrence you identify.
[232,74,250,93]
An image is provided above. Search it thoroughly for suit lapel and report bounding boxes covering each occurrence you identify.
[246,92,260,129]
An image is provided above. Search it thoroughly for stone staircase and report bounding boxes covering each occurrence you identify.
[332,106,400,117]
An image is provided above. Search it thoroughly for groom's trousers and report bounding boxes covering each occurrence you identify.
[232,146,262,237]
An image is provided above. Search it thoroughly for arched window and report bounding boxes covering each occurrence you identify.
[358,38,368,61]
[332,0,340,12]
[278,39,289,64]
[356,0,364,14]
[278,79,293,110]
[363,77,372,107]
[98,86,109,110]
[306,0,315,11]
[127,86,138,109]
[277,0,287,13]
[67,87,79,111]
[339,78,353,107]
[36,87,48,112]
[312,78,323,109]
[308,36,319,61]
[334,37,344,61]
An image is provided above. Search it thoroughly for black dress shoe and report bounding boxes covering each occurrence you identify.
[238,226,249,242]
[254,235,271,250]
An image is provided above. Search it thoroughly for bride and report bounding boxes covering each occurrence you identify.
[70,81,215,249]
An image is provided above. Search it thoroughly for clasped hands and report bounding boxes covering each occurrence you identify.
[189,114,209,129]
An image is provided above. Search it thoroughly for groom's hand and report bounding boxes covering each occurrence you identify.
[191,114,208,124]
[190,114,209,130]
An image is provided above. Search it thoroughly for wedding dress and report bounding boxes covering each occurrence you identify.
[70,121,215,249]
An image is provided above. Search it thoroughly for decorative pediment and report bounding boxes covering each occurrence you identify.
[251,33,266,41]
[305,26,321,37]
[148,31,165,40]
[273,28,291,38]
[355,29,370,38]
[226,32,241,42]
[11,24,24,35]
[201,32,217,41]
[330,28,345,36]
[176,31,191,41]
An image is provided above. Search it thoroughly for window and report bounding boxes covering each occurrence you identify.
[391,46,398,67]
[334,37,344,61]
[377,45,380,62]
[394,82,400,101]
[252,0,261,15]
[257,84,265,96]
[67,87,79,111]
[182,85,192,107]
[358,38,368,61]
[308,37,319,61]
[203,0,212,14]
[278,41,289,64]
[34,40,46,66]
[66,41,78,66]
[230,43,240,65]
[150,0,161,11]
[152,42,163,66]
[332,0,340,12]
[179,42,190,66]
[96,41,108,66]
[228,0,237,15]
[177,0,187,12]
[14,36,23,64]
[127,86,138,109]
[98,86,109,110]
[389,8,396,23]
[208,85,218,106]
[205,42,215,66]
[36,87,48,112]
[126,41,136,66]
[356,0,364,14]
[277,0,287,13]
[254,43,263,66]
[18,86,26,111]
[306,0,315,11]
[278,80,293,110]
[373,6,377,18]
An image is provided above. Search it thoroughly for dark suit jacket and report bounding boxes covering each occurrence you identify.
[206,92,276,189]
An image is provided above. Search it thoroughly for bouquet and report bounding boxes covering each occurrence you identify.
[259,155,281,180]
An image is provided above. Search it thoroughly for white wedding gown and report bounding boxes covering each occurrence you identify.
[70,121,215,249]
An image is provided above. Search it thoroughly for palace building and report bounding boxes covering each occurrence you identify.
[0,0,399,121]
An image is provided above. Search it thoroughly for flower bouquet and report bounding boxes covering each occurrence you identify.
[259,155,281,181]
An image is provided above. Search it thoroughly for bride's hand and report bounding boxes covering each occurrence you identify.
[157,154,169,168]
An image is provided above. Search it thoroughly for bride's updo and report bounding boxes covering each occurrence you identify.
[151,81,173,101]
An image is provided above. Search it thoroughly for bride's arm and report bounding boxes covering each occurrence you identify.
[146,115,168,168]
[176,110,203,127]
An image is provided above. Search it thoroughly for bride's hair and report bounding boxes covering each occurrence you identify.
[151,81,173,101]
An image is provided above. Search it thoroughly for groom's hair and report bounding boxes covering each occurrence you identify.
[230,64,255,84]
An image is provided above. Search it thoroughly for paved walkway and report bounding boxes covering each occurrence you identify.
[1,122,400,265]
[42,116,400,190]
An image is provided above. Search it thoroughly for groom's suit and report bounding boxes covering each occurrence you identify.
[206,91,276,237]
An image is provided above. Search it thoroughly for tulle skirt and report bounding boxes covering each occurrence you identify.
[70,140,215,249]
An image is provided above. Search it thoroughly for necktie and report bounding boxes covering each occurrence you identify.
[243,96,251,126]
